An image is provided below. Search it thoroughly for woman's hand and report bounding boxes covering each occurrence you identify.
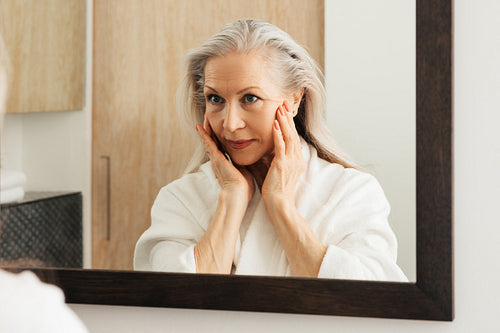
[194,116,255,274]
[196,116,255,203]
[261,101,326,277]
[261,101,306,204]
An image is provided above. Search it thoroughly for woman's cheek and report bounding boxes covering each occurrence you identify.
[204,109,215,126]
[205,111,222,139]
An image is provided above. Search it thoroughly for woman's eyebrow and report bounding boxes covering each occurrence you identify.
[236,86,262,94]
[204,85,264,95]
[204,85,218,93]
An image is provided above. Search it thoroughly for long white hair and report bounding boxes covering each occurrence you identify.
[177,19,356,174]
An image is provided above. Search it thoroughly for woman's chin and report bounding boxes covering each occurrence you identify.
[228,153,261,167]
[229,153,274,168]
[230,157,258,167]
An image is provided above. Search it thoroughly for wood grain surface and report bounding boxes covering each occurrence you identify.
[0,0,85,113]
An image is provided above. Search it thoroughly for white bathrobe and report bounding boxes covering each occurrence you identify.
[134,140,408,282]
[0,270,88,332]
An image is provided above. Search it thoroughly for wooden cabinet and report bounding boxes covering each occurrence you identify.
[0,0,85,113]
[92,0,324,270]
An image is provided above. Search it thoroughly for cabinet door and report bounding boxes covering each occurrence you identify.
[0,0,85,113]
[92,0,324,270]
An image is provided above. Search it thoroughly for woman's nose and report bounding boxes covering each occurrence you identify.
[222,104,245,132]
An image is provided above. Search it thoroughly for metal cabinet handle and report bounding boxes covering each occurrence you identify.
[100,155,111,241]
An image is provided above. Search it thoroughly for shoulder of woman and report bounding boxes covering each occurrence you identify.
[157,161,219,197]
[304,149,387,204]
[0,270,88,332]
[152,161,220,217]
[0,270,62,298]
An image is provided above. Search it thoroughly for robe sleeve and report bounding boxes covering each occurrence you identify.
[315,169,408,282]
[134,177,214,273]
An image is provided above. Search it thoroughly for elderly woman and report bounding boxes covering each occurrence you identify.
[134,19,407,281]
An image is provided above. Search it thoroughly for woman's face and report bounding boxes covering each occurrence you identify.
[203,51,297,166]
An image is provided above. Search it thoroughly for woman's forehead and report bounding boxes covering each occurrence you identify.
[204,51,279,93]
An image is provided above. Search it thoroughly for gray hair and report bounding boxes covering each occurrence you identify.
[178,19,356,174]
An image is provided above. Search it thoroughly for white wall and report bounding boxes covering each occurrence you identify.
[69,0,500,332]
[325,0,416,281]
[1,114,23,170]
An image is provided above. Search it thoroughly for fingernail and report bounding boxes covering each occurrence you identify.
[279,106,285,116]
[274,120,280,130]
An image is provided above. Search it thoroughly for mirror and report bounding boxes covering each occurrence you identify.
[1,0,452,320]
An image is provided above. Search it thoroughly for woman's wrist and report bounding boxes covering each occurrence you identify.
[215,189,251,230]
[263,194,326,277]
[263,194,296,228]
[220,185,253,205]
[262,192,291,210]
[195,188,249,274]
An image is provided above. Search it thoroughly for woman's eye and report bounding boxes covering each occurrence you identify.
[244,94,259,103]
[208,95,223,104]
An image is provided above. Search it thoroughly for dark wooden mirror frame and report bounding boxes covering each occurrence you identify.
[19,0,453,321]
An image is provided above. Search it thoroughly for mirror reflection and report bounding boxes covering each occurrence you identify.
[0,0,415,282]
[134,18,407,281]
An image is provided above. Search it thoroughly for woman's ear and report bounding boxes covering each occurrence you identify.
[290,88,305,117]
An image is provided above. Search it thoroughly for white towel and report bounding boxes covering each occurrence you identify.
[0,169,27,191]
[0,186,25,204]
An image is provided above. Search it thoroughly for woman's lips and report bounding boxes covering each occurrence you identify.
[226,139,254,150]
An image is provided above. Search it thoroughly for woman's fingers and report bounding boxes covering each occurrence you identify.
[196,123,224,160]
[195,123,211,151]
[204,115,227,153]
[277,105,292,147]
[283,100,297,131]
[203,116,211,134]
[273,119,285,158]
[283,101,301,146]
[277,103,300,154]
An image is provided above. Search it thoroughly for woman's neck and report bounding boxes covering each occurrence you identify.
[247,155,273,189]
